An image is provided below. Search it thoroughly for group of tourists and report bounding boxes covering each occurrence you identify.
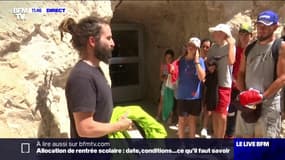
[157,10,285,138]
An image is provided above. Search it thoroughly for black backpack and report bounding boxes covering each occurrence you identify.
[238,37,284,123]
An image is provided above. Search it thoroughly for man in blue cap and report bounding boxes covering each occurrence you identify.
[236,10,285,138]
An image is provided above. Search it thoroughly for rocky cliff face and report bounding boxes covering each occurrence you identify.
[0,0,113,138]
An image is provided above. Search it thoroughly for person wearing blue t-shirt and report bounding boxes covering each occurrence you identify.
[176,37,206,138]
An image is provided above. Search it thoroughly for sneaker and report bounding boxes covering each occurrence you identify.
[169,125,178,131]
[195,134,200,138]
[200,128,208,137]
[206,135,211,139]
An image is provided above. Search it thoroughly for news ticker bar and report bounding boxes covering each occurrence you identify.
[0,138,284,160]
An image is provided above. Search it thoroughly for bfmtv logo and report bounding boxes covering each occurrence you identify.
[15,13,26,20]
[12,8,29,20]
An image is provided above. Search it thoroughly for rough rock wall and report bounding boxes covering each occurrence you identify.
[0,0,113,138]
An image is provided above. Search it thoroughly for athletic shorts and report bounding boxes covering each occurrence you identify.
[177,99,202,116]
[235,106,281,138]
[215,87,231,115]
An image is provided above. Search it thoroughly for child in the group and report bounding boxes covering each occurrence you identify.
[170,37,206,138]
[156,49,174,120]
[207,24,236,138]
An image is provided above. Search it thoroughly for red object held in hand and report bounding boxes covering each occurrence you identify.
[239,88,263,106]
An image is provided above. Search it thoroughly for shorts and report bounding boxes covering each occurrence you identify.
[235,110,256,137]
[235,105,281,138]
[177,99,202,116]
[215,87,231,115]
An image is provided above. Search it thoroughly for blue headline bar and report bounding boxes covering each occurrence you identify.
[0,138,285,160]
[234,138,285,160]
[0,139,233,160]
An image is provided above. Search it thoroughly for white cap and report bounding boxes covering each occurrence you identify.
[209,23,232,37]
[188,37,201,48]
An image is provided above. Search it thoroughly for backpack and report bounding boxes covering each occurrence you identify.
[239,37,284,123]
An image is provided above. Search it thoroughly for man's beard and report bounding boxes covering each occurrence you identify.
[94,42,113,64]
[257,32,273,42]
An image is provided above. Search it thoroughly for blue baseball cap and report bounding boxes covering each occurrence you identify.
[257,10,279,26]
